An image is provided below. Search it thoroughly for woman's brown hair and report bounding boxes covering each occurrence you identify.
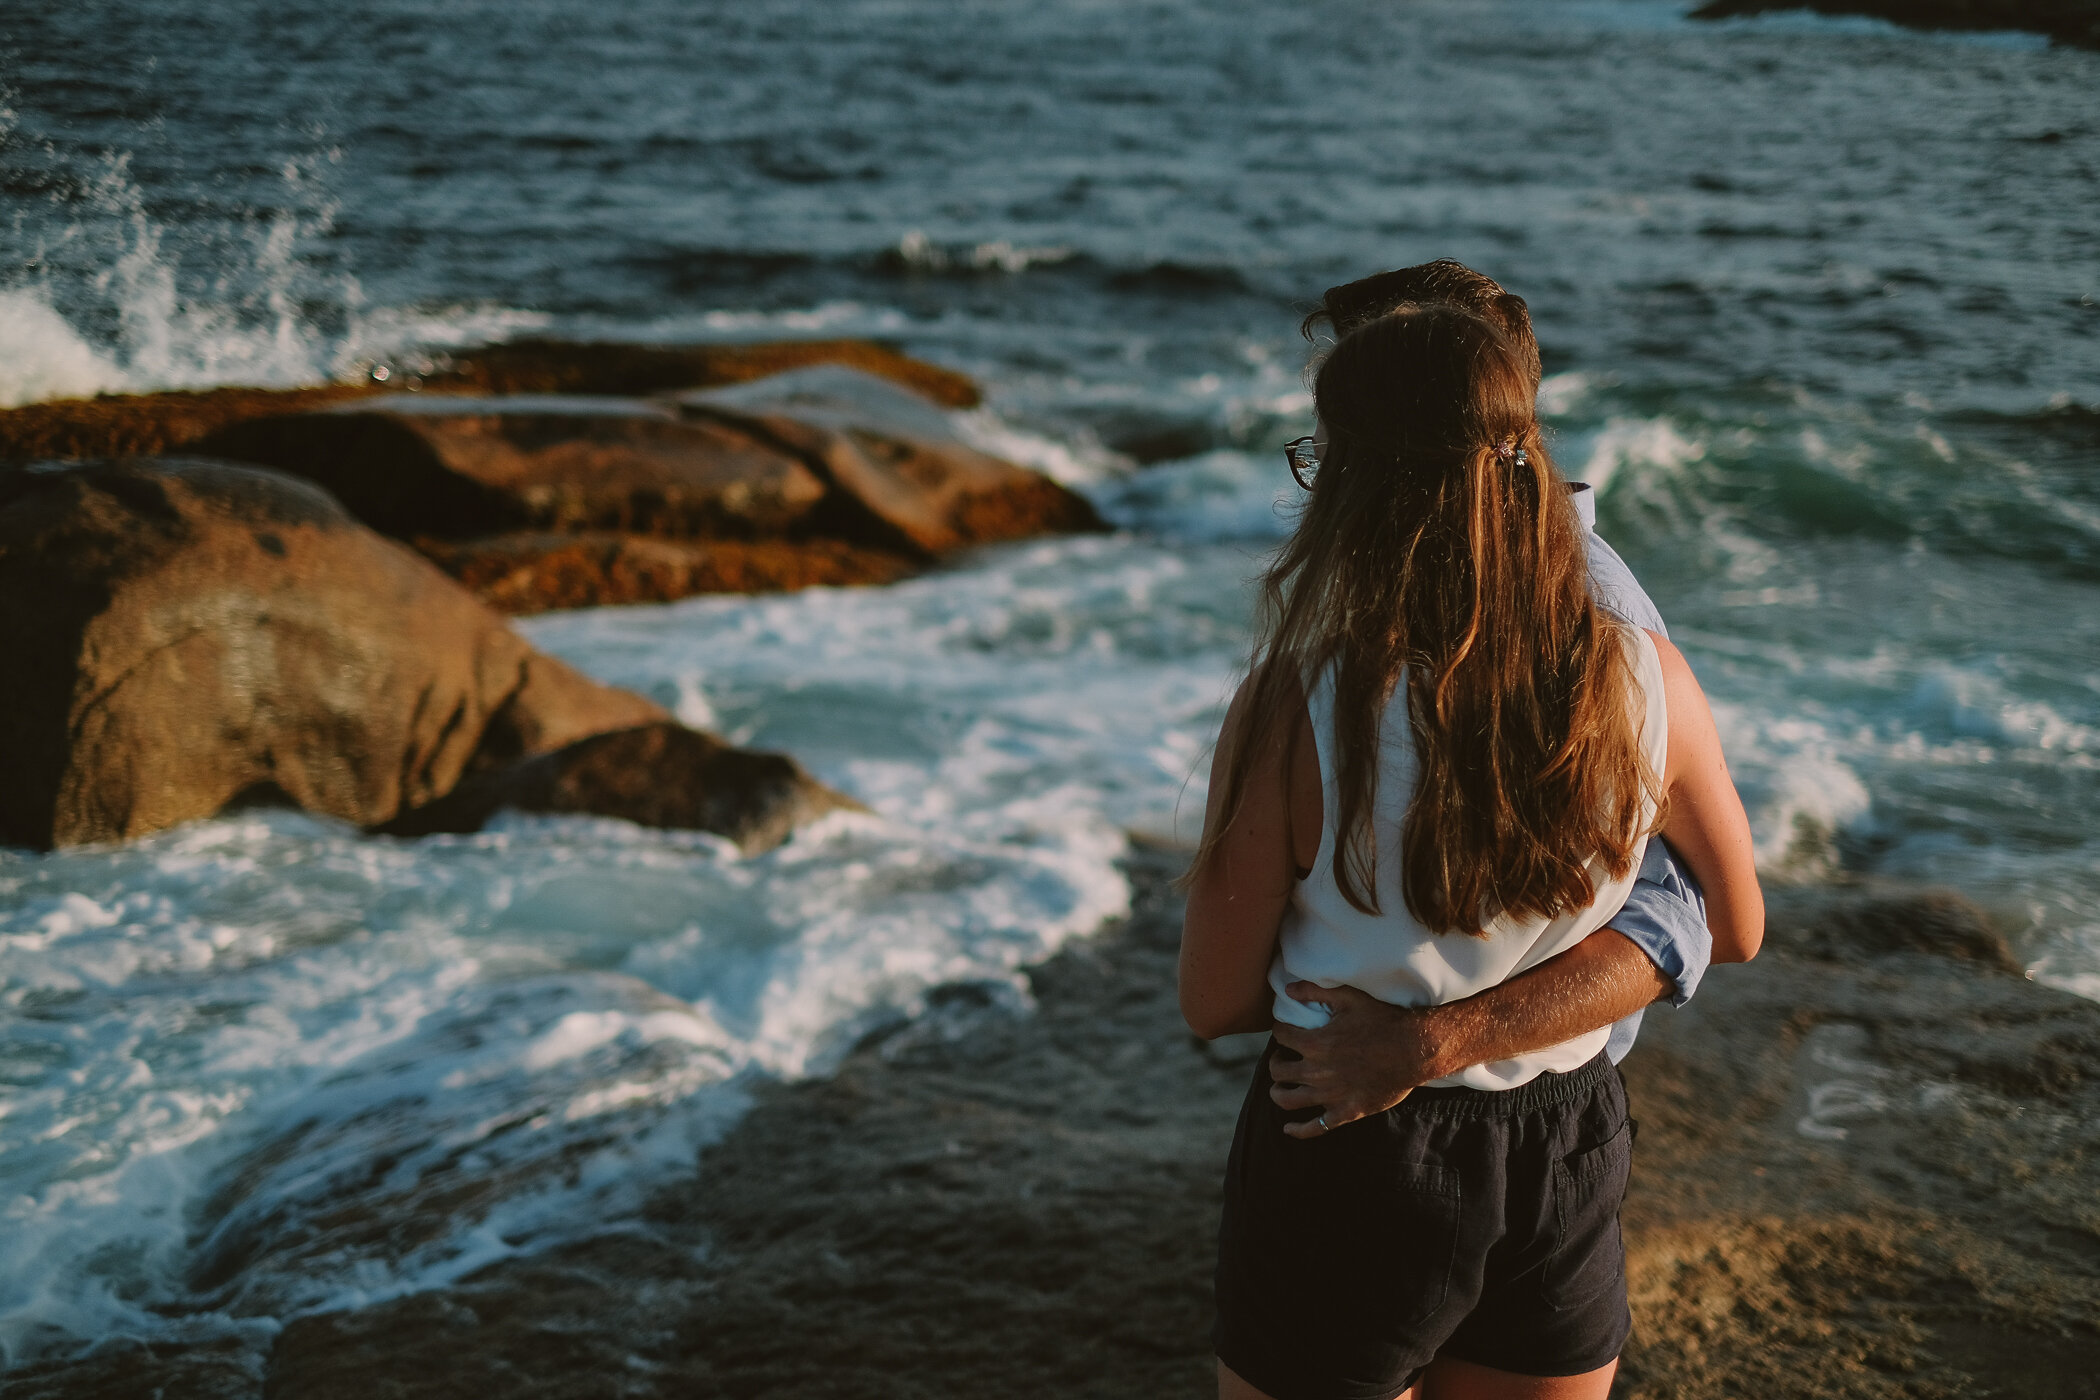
[1193,306,1660,932]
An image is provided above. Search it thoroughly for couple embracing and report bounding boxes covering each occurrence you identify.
[1180,260,1764,1400]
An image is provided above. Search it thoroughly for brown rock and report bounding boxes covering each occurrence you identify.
[680,366,1105,555]
[192,371,1103,602]
[0,384,373,463]
[195,399,834,541]
[0,339,980,464]
[0,456,665,849]
[714,408,1104,555]
[1781,888,2022,973]
[424,337,982,407]
[418,531,920,614]
[380,721,859,854]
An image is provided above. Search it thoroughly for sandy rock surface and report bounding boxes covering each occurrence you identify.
[16,849,2095,1398]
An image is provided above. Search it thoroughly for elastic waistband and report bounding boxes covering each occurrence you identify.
[1396,1052,1617,1120]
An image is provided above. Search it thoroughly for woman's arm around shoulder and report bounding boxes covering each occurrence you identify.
[1648,632,1764,964]
[1178,667,1319,1040]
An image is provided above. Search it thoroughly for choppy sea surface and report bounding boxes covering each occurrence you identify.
[2,0,2096,1366]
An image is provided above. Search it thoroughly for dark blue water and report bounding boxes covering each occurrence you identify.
[2,0,2097,1366]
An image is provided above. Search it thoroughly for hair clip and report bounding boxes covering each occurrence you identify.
[1493,440,1528,468]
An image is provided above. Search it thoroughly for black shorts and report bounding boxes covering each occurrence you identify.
[1213,1047,1633,1400]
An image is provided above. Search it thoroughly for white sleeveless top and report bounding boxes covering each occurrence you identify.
[1267,626,1669,1090]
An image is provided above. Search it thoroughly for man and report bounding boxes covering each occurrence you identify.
[1263,260,1716,1138]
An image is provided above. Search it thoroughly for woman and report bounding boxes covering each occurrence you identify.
[1179,306,1762,1400]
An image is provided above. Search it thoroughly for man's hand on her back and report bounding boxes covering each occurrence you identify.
[1266,982,1449,1139]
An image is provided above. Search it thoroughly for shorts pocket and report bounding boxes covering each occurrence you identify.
[1545,1122,1631,1310]
[1331,1160,1462,1334]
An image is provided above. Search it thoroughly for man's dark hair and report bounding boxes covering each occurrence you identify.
[1303,259,1542,391]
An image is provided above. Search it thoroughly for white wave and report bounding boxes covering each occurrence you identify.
[1908,667,2098,755]
[332,304,555,381]
[955,407,1129,488]
[891,230,1075,274]
[1707,701,1874,875]
[641,300,914,340]
[1091,449,1303,543]
[1569,415,1706,496]
[1537,370,1609,419]
[0,293,129,407]
[0,151,563,406]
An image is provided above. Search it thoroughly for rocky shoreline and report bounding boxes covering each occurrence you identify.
[1689,0,2100,48]
[0,341,1098,617]
[0,343,1102,852]
[13,846,2096,1398]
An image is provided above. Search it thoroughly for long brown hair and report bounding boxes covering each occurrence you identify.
[1194,306,1660,933]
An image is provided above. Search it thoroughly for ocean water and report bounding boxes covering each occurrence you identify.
[2,0,2097,1367]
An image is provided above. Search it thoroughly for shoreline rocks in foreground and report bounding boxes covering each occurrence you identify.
[14,852,2096,1398]
[0,344,1105,614]
[0,338,981,464]
[0,457,850,851]
[1690,0,2100,48]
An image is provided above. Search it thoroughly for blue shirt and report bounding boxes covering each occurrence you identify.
[1577,486,1712,1061]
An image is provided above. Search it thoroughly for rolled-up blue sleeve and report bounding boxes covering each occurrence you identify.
[1612,838,1710,1006]
[1600,838,1713,1062]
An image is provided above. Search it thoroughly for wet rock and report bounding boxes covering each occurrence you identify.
[680,369,1106,557]
[0,456,669,849]
[29,858,2100,1398]
[418,531,920,614]
[262,863,2100,1400]
[192,372,1102,586]
[422,336,983,408]
[676,362,972,443]
[196,397,834,541]
[0,339,980,464]
[1771,888,2022,972]
[0,384,371,463]
[1061,403,1218,465]
[380,721,859,854]
[1689,0,2100,48]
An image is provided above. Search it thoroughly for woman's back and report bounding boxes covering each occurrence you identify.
[1269,625,1669,1089]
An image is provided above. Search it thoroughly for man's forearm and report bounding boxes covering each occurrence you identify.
[1416,928,1671,1079]
[1267,926,1676,1135]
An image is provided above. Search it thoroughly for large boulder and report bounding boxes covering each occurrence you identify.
[0,458,835,851]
